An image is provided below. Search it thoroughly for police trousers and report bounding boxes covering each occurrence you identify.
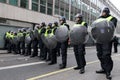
[96,43,113,73]
[60,40,68,66]
[73,44,86,68]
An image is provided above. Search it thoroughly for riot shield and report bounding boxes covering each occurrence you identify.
[91,19,115,43]
[69,25,88,45]
[12,37,19,45]
[25,36,31,44]
[41,34,57,49]
[55,25,69,43]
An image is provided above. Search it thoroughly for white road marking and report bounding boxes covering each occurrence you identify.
[0,61,45,70]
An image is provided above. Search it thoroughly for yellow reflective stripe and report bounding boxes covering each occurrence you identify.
[95,16,113,23]
[106,16,113,21]
[81,22,86,26]
[73,21,86,27]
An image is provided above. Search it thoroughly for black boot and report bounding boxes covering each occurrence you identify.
[79,67,85,74]
[59,64,66,69]
[106,72,112,80]
[96,69,106,74]
[74,67,81,70]
[48,62,56,65]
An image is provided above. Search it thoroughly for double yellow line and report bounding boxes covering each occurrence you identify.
[27,54,120,80]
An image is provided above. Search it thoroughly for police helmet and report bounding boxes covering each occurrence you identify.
[54,21,58,26]
[75,13,83,19]
[41,22,46,26]
[103,7,110,14]
[48,23,52,28]
[59,16,66,22]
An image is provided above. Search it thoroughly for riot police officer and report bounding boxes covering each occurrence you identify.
[12,32,18,54]
[17,29,23,54]
[25,30,32,56]
[53,21,61,57]
[10,31,14,53]
[4,31,11,50]
[59,16,69,69]
[39,22,46,60]
[5,31,11,53]
[43,23,52,61]
[73,14,87,74]
[30,26,38,57]
[48,23,58,65]
[95,7,117,79]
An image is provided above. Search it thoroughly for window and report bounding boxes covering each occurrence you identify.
[40,0,46,14]
[47,8,52,15]
[55,6,59,15]
[55,0,59,15]
[47,2,52,15]
[32,0,39,11]
[40,5,46,13]
[65,9,69,20]
[60,8,64,16]
[32,3,38,11]
[9,0,18,6]
[0,0,6,3]
[20,0,28,9]
[40,0,46,5]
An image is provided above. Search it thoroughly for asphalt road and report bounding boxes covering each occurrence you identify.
[0,46,120,80]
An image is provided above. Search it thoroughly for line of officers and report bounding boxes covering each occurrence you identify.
[4,22,61,59]
[4,7,117,80]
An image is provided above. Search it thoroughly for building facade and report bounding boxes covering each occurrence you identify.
[0,0,120,48]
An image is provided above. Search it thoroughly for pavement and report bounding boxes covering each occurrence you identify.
[0,46,119,80]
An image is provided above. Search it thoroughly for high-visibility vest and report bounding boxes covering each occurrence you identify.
[95,16,113,23]
[10,34,14,39]
[44,29,49,37]
[6,32,10,38]
[49,29,54,37]
[17,32,23,37]
[38,28,43,33]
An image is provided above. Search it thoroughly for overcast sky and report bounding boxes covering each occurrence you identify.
[110,0,120,11]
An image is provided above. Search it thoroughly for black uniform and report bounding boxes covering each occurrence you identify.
[59,23,69,69]
[96,14,117,75]
[73,21,87,70]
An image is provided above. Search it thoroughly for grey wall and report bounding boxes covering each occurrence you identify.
[0,25,21,48]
